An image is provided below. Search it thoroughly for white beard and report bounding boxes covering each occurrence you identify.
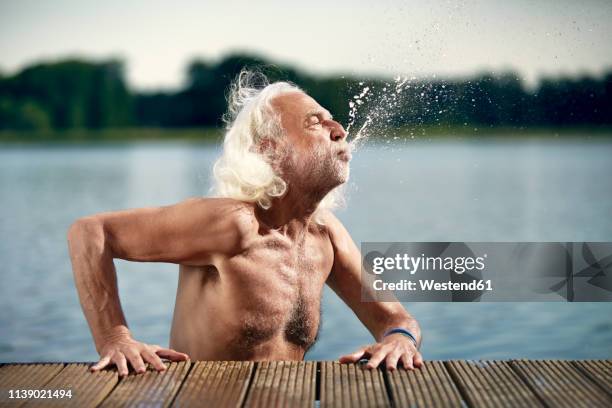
[277,144,350,196]
[300,144,349,192]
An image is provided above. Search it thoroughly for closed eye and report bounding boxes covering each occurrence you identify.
[306,115,323,128]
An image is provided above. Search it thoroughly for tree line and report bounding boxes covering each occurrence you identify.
[1,53,610,131]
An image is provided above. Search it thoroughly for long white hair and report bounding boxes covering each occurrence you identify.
[211,69,345,219]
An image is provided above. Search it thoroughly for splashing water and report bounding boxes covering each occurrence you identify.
[346,84,370,132]
[346,75,419,153]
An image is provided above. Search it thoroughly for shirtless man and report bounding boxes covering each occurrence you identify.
[67,71,423,377]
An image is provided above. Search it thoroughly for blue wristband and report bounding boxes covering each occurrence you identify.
[383,327,418,348]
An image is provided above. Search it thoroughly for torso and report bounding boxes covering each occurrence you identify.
[169,207,334,361]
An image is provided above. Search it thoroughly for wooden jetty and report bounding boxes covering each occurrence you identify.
[0,360,610,407]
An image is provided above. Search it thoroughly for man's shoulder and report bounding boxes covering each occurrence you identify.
[315,209,349,245]
[178,197,257,251]
[181,196,254,212]
[185,195,257,222]
[316,209,339,228]
[315,210,358,264]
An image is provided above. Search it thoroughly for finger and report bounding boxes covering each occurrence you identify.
[400,354,412,371]
[91,355,111,372]
[124,350,147,374]
[385,350,403,372]
[339,346,369,364]
[155,348,190,361]
[143,349,167,371]
[413,351,424,368]
[402,353,414,370]
[365,346,389,370]
[113,352,129,377]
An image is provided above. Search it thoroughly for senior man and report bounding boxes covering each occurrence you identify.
[68,71,423,377]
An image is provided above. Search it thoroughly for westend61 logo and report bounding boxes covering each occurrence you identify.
[371,253,487,275]
[361,242,612,302]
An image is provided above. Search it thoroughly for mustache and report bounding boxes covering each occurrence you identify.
[333,143,351,155]
[276,143,351,159]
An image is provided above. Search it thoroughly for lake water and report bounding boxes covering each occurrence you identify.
[1,137,611,363]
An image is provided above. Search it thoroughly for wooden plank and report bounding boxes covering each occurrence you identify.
[446,360,543,408]
[571,360,612,395]
[320,361,390,408]
[171,361,253,407]
[21,363,118,407]
[99,361,191,408]
[386,360,464,407]
[0,363,64,407]
[511,359,612,408]
[0,359,609,407]
[243,361,316,408]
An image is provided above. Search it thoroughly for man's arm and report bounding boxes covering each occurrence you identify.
[67,197,246,375]
[323,211,423,371]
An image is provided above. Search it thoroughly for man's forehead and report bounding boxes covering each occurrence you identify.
[273,92,330,118]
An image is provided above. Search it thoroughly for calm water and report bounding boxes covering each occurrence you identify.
[1,137,611,363]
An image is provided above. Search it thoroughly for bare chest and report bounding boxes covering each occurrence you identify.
[220,234,334,349]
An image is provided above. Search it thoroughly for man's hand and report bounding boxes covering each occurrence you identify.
[339,334,423,371]
[90,331,190,377]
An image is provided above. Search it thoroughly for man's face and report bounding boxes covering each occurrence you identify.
[270,91,350,194]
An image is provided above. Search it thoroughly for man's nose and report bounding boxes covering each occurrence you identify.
[330,121,347,141]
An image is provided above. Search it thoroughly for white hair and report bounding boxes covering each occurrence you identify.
[211,69,345,220]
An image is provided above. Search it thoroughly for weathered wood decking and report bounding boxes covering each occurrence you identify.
[0,360,610,407]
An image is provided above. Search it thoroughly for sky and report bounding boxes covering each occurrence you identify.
[1,0,611,90]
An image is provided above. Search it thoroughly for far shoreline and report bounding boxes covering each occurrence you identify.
[0,125,611,145]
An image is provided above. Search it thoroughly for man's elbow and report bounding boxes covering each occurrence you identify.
[67,216,107,256]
